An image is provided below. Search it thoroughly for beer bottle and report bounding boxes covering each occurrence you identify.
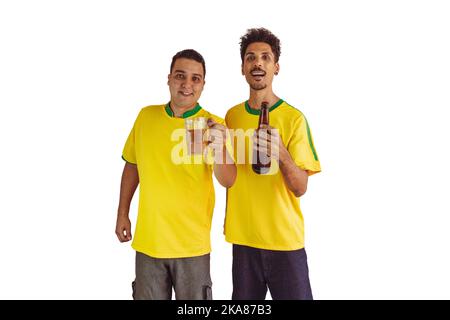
[252,101,271,174]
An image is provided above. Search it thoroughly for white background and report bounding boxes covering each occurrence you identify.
[1,0,450,299]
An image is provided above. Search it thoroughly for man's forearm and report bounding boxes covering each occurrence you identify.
[279,150,308,197]
[118,162,140,216]
[213,147,236,188]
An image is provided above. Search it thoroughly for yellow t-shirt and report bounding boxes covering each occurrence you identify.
[224,99,321,251]
[122,103,224,258]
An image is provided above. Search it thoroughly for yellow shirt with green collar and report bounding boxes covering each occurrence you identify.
[122,103,224,258]
[225,99,321,251]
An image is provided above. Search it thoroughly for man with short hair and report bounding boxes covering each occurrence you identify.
[116,49,236,300]
[225,28,321,300]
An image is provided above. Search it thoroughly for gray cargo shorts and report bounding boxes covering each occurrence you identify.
[132,251,212,300]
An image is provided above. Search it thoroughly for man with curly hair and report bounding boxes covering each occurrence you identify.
[225,28,321,300]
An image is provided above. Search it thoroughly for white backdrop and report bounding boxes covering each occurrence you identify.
[1,0,450,299]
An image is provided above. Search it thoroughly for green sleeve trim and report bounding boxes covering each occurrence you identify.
[244,99,283,115]
[122,155,136,164]
[305,118,319,161]
[284,101,319,162]
[165,103,202,118]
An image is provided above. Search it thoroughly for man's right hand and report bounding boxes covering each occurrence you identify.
[115,214,132,242]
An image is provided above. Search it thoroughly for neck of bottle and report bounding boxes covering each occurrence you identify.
[258,103,269,127]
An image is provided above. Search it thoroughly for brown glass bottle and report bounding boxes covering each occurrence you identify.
[252,101,271,174]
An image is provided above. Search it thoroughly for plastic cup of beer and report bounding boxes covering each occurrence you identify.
[185,117,208,155]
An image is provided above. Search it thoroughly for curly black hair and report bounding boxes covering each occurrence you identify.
[240,28,281,63]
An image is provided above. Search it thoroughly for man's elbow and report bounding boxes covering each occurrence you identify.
[293,185,307,197]
[214,169,235,188]
[221,172,237,188]
[222,181,234,188]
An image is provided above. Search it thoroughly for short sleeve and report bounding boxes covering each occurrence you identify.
[122,112,140,164]
[288,114,321,176]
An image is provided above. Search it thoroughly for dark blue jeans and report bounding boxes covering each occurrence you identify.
[232,244,313,300]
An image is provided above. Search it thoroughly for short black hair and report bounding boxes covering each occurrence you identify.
[170,49,206,78]
[240,28,281,63]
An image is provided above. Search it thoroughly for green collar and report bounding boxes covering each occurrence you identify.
[245,99,283,115]
[165,103,202,118]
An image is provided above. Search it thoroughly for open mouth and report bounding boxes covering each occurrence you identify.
[179,91,194,97]
[251,69,266,80]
